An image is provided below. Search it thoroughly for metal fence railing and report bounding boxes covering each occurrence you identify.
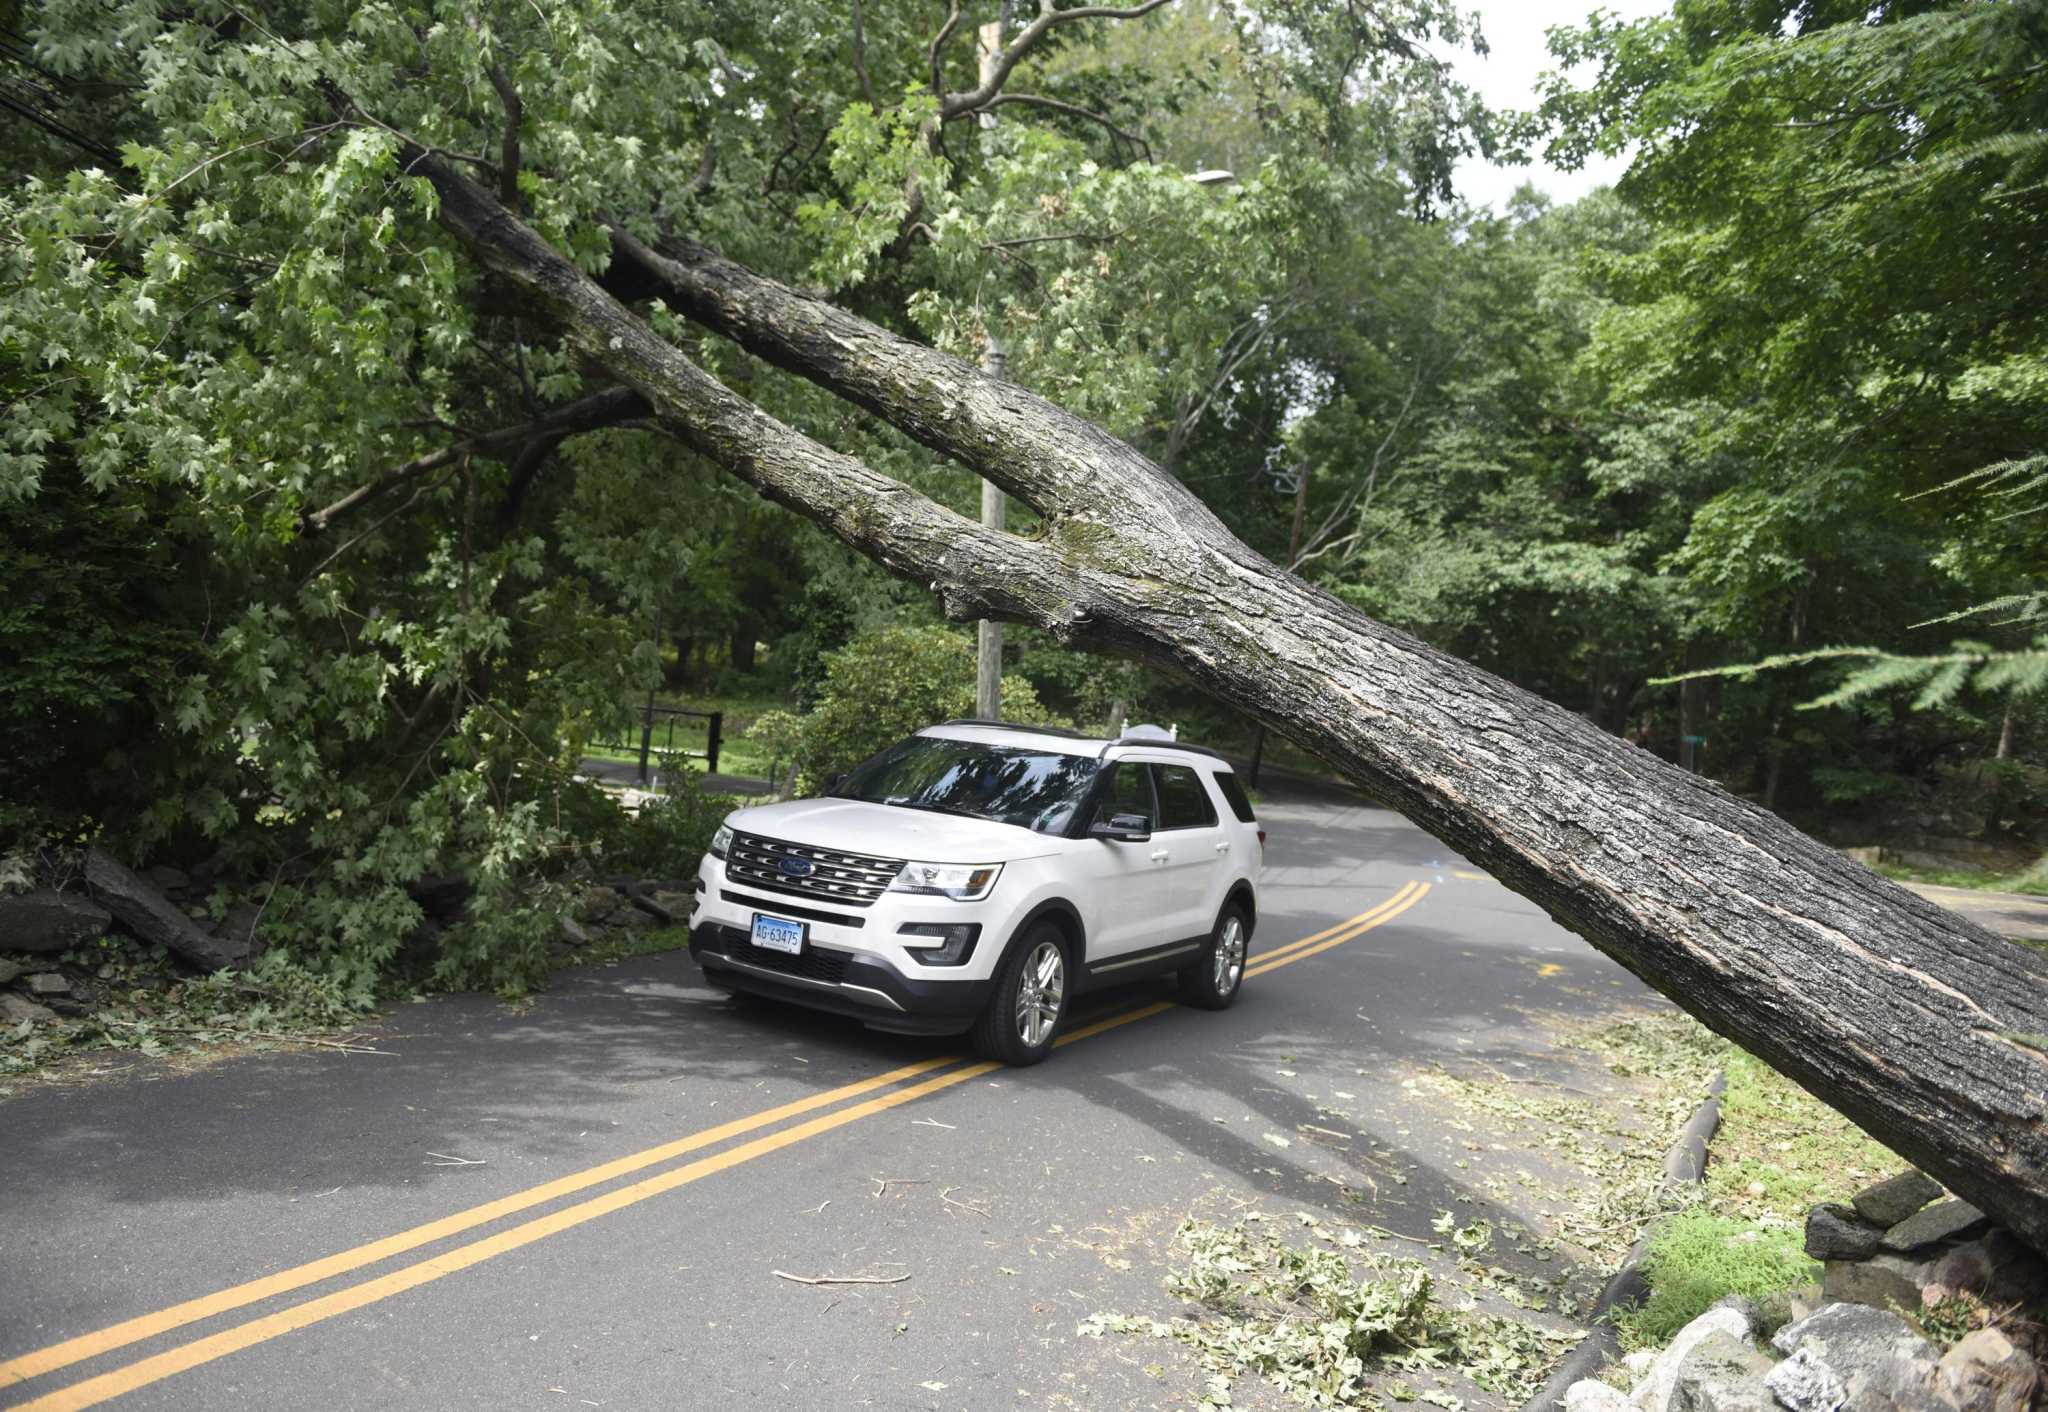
[591,706,723,785]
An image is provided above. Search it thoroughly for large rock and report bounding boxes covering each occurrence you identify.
[1881,1200,1990,1255]
[1671,1331,1777,1412]
[1810,1204,1887,1260]
[650,889,695,921]
[0,991,56,1023]
[0,889,111,953]
[1769,1348,1850,1412]
[1773,1303,1943,1412]
[578,885,624,922]
[24,972,69,995]
[213,901,267,958]
[1824,1256,1935,1314]
[627,890,676,925]
[1634,1304,1755,1412]
[1568,1380,1635,1412]
[1924,1243,1996,1305]
[1936,1329,2039,1412]
[1978,1230,2048,1306]
[84,849,246,971]
[1853,1172,1944,1228]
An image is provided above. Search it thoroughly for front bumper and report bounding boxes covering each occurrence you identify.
[689,921,994,1036]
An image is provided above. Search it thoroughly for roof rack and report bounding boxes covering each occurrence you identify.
[928,717,1231,764]
[1098,733,1228,763]
[931,718,1097,741]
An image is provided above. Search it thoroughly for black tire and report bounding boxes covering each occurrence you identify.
[971,924,1071,1066]
[1178,903,1248,1010]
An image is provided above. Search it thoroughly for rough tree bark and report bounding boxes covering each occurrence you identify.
[416,155,2048,1249]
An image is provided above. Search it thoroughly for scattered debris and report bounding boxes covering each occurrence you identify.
[940,1187,992,1218]
[872,1176,930,1198]
[773,1270,912,1286]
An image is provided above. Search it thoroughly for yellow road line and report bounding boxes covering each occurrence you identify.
[0,1053,959,1389]
[1247,883,1424,971]
[1245,882,1430,979]
[8,1059,1005,1412]
[7,881,1433,1411]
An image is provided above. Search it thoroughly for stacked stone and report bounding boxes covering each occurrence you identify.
[1807,1171,2048,1318]
[1561,1169,2047,1412]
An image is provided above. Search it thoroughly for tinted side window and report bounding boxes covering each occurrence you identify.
[1154,763,1218,830]
[1098,762,1155,825]
[1213,771,1257,823]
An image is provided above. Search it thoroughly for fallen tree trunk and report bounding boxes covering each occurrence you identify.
[419,156,2048,1248]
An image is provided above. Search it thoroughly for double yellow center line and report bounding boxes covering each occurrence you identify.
[2,880,1429,1411]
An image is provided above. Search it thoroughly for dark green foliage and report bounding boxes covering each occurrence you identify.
[0,467,205,842]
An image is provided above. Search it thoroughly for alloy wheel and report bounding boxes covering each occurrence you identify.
[1212,915,1245,994]
[1015,940,1065,1047]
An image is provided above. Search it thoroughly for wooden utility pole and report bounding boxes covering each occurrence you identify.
[1247,463,1310,784]
[974,12,1008,721]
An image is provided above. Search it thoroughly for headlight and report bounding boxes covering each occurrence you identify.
[887,861,1003,901]
[709,822,734,859]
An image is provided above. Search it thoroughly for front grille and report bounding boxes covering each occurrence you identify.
[727,832,904,909]
[701,923,851,985]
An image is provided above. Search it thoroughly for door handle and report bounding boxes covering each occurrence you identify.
[1149,849,1170,863]
[1214,841,1231,854]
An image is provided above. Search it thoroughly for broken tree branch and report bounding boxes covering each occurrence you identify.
[850,0,878,111]
[773,1270,911,1286]
[965,93,1151,161]
[300,386,646,535]
[939,0,1174,119]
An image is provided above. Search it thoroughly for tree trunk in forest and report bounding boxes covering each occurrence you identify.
[416,155,2048,1250]
[1999,707,2016,761]
[730,618,758,675]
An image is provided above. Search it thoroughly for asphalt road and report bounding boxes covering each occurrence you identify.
[1,794,1666,1412]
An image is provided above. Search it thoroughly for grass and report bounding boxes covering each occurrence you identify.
[1612,1046,1906,1347]
[584,683,792,782]
[1871,859,2048,896]
[1619,1214,1818,1344]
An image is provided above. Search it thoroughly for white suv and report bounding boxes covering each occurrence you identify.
[688,721,1264,1064]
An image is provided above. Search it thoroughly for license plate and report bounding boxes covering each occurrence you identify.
[750,913,805,956]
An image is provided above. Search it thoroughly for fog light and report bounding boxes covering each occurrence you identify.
[899,922,981,966]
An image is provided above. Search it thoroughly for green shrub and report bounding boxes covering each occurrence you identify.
[1615,1211,1819,1346]
[606,764,740,876]
[767,627,1072,792]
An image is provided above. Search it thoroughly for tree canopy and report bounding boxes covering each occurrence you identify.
[3,0,2044,991]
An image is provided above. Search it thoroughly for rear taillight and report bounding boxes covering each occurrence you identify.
[1257,829,1267,846]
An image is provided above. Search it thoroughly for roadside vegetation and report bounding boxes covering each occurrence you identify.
[2,0,2042,1008]
[1080,1012,1916,1409]
[1617,1048,1903,1345]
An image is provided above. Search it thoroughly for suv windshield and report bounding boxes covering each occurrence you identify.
[832,737,1099,835]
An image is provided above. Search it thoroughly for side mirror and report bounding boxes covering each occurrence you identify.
[1090,812,1152,843]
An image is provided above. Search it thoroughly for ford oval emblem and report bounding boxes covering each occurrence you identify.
[778,857,815,878]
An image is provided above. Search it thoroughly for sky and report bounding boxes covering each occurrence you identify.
[1443,0,1674,212]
